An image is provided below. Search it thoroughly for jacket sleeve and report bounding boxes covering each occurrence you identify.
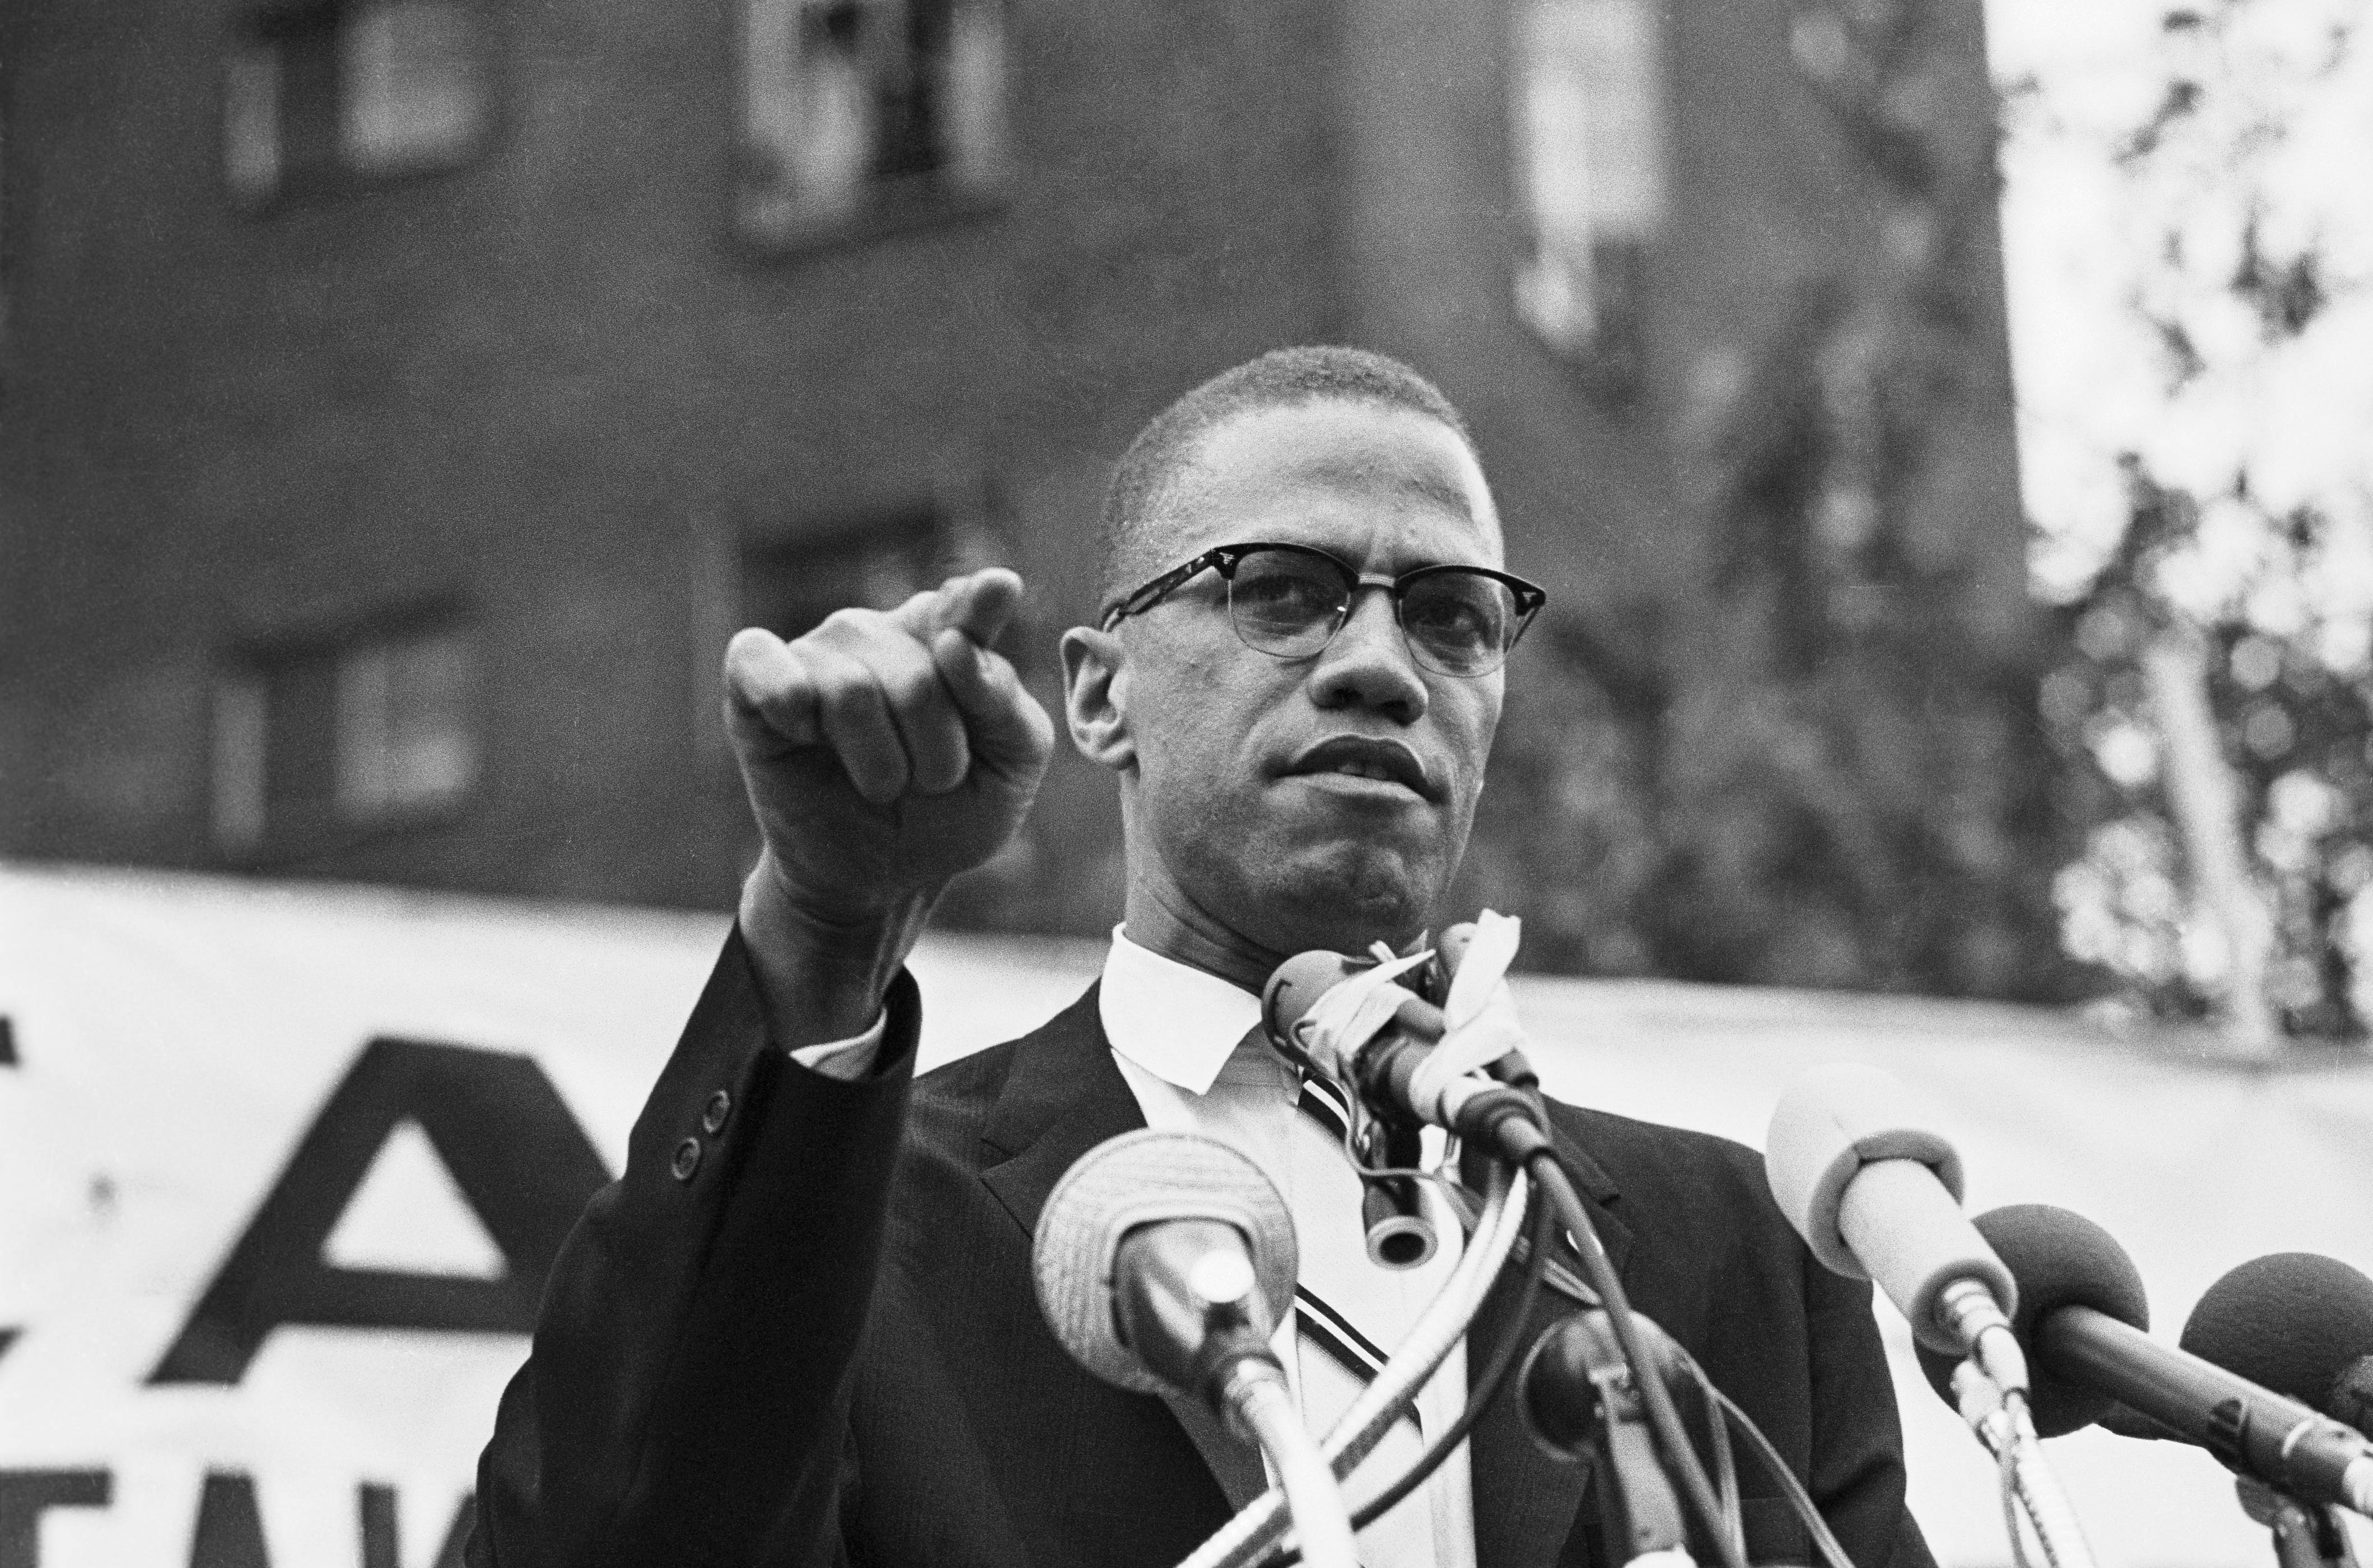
[466,926,921,1568]
[1803,1262,1939,1568]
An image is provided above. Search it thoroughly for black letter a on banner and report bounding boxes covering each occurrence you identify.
[150,1038,611,1384]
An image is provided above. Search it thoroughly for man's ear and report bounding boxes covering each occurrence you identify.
[1060,625,1135,772]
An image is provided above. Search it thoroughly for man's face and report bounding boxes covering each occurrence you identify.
[1097,397,1508,959]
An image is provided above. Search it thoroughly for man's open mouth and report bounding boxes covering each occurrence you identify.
[1283,736,1438,800]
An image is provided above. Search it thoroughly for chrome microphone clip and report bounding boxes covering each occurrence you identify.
[1937,1276,2032,1404]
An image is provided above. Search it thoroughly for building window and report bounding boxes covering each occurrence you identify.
[224,0,491,206]
[734,0,1009,249]
[214,616,481,855]
[1510,0,1668,395]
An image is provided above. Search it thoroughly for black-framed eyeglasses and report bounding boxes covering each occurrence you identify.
[1098,541,1547,679]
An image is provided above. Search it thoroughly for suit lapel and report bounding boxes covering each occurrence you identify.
[1468,1113,1634,1568]
[975,983,1271,1510]
[977,982,1144,1236]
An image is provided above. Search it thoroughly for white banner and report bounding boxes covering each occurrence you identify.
[3,863,2369,1567]
[0,865,1097,1568]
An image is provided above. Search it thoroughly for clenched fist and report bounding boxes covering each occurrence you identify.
[723,567,1055,1038]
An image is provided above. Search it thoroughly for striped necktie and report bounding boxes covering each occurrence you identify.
[1278,1063,1471,1568]
[1289,1074,1424,1443]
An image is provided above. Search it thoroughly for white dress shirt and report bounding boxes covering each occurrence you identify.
[790,929,1475,1568]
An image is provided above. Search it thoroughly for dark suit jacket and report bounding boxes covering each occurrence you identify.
[469,931,1936,1568]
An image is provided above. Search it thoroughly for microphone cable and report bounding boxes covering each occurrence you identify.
[1255,1189,1559,1566]
[1512,1139,1752,1568]
[1701,1376,1857,1568]
[1248,938,1778,1568]
[1947,1357,2090,1568]
[2000,1425,2034,1568]
[1319,1162,1874,1568]
[1278,1139,1769,1568]
[1179,1162,1535,1568]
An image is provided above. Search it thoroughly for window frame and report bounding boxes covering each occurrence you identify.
[1506,0,1672,402]
[220,0,501,214]
[211,601,486,865]
[728,0,1014,257]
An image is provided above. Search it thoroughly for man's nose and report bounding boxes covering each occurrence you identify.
[1307,589,1428,722]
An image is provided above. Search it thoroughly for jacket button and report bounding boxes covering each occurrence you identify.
[671,1137,702,1181]
[701,1090,732,1135]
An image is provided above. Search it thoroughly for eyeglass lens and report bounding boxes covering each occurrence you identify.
[1226,550,1520,676]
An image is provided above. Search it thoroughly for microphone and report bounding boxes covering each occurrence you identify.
[1262,948,1540,1153]
[1519,1309,1694,1563]
[2182,1253,2373,1442]
[1764,1065,2022,1373]
[1032,1130,1360,1568]
[1915,1207,2373,1515]
[1032,1128,1298,1410]
[1521,1306,1691,1455]
[1910,1205,2149,1438]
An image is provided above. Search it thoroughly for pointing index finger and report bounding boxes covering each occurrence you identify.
[896,567,1025,649]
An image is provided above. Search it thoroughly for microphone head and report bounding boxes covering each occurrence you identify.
[2179,1252,2373,1420]
[1914,1204,2151,1437]
[1261,950,1364,1052]
[1765,1063,1964,1281]
[1032,1129,1297,1395]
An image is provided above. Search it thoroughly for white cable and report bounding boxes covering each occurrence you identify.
[1230,1373,1360,1568]
[1176,1163,1532,1568]
[1324,1164,1527,1474]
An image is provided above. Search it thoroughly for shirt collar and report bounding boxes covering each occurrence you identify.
[1099,925,1266,1096]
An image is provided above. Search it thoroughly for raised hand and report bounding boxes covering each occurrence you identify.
[722,567,1055,1037]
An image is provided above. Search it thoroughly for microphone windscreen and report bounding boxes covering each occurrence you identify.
[1032,1129,1297,1395]
[1913,1204,2151,1438]
[2179,1253,2373,1419]
[1766,1063,1963,1281]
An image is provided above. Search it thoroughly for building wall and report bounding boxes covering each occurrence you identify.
[1338,0,2022,638]
[0,0,2029,952]
[1,0,1342,914]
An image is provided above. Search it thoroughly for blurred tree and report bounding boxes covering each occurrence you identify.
[2006,0,2373,1045]
[1467,0,2087,1002]
[1460,604,1674,979]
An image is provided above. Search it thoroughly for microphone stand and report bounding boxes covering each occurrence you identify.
[1950,1363,2098,1568]
[2236,1479,2363,1568]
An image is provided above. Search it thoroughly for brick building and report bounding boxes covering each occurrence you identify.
[0,0,2024,950]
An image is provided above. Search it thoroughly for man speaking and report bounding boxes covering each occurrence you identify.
[467,349,1933,1568]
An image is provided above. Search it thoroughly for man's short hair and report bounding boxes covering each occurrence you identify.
[1096,346,1478,604]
